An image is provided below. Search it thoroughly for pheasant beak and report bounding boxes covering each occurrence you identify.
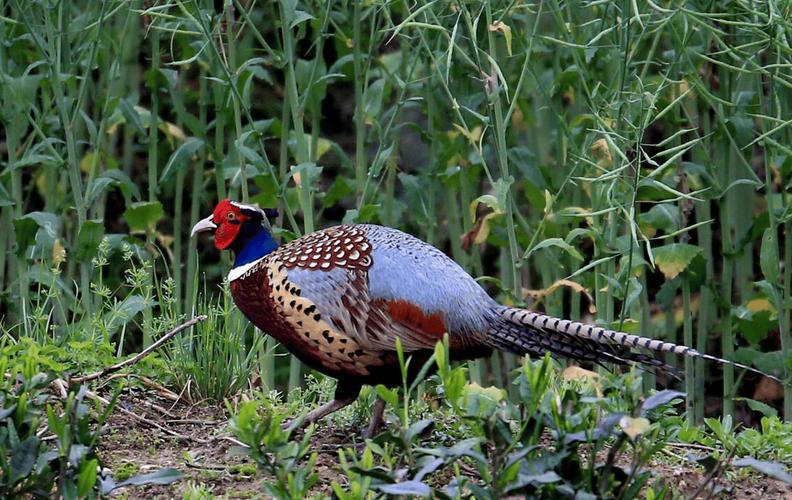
[190,215,217,237]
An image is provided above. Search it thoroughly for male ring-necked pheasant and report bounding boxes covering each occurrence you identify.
[192,199,775,436]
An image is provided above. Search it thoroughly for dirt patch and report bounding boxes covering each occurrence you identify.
[97,394,792,499]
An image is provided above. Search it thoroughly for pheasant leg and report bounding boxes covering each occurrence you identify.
[303,395,356,425]
[286,383,362,430]
[362,396,386,439]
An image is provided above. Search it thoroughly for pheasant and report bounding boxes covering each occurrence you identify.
[192,199,777,436]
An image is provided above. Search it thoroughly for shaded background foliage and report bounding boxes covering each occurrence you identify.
[1,0,791,424]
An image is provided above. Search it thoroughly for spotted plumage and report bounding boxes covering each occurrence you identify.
[192,199,780,436]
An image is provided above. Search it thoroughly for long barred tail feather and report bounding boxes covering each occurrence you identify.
[489,307,781,383]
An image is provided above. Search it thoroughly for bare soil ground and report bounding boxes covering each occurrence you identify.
[97,393,792,499]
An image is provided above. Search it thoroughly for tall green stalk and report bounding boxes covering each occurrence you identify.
[353,0,366,202]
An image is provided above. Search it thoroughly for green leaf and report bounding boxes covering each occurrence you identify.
[652,243,702,279]
[524,237,584,261]
[363,79,386,120]
[760,228,780,284]
[13,211,61,256]
[342,204,379,224]
[290,162,323,188]
[160,137,204,183]
[76,220,105,262]
[463,382,506,417]
[735,397,778,418]
[104,295,147,335]
[375,385,399,407]
[86,170,141,206]
[323,176,352,208]
[378,480,431,497]
[732,458,792,484]
[619,416,651,440]
[369,144,394,179]
[114,468,183,490]
[290,10,315,29]
[77,458,98,497]
[639,204,680,233]
[10,436,39,482]
[405,419,434,443]
[641,390,685,414]
[124,201,164,233]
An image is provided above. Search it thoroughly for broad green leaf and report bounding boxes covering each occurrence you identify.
[639,204,680,234]
[124,201,164,233]
[405,419,434,443]
[375,385,399,407]
[735,397,778,418]
[76,220,105,262]
[760,228,780,284]
[652,243,701,279]
[77,458,98,497]
[323,177,352,208]
[641,390,685,414]
[252,175,279,208]
[160,137,204,183]
[619,416,651,440]
[114,468,183,490]
[13,212,61,256]
[342,204,379,224]
[86,170,140,206]
[290,162,322,188]
[10,436,38,482]
[104,295,148,335]
[464,382,505,417]
[732,457,792,484]
[363,79,386,120]
[378,480,431,497]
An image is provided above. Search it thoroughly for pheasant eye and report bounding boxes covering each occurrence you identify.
[226,212,237,221]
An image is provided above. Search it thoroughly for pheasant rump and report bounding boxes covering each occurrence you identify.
[192,199,774,436]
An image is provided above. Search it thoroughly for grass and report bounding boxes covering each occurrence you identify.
[1,0,792,496]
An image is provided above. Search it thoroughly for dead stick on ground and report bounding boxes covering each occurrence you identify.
[70,315,207,384]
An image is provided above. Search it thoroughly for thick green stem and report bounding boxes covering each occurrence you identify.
[353,0,366,202]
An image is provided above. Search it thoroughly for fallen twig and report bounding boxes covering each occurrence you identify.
[70,315,207,384]
[102,373,181,401]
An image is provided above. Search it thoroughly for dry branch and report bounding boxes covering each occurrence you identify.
[70,315,207,384]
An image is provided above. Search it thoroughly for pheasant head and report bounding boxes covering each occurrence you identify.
[191,199,279,267]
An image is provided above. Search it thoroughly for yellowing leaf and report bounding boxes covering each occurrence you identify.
[452,123,483,148]
[652,243,702,280]
[488,21,512,56]
[563,366,598,381]
[747,298,774,313]
[465,382,505,401]
[620,416,651,440]
[524,279,596,314]
[562,366,601,396]
[160,121,187,142]
[461,212,502,252]
[591,138,612,167]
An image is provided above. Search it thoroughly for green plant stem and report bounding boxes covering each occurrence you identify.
[226,3,248,202]
[682,275,694,425]
[278,0,315,390]
[719,190,735,416]
[353,0,366,202]
[485,4,522,300]
[694,202,714,424]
